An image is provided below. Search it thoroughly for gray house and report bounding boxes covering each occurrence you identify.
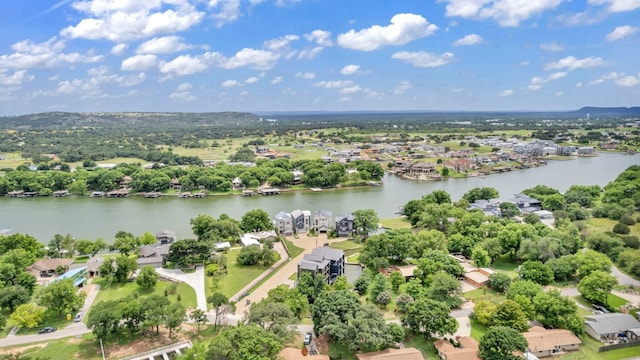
[155,230,176,246]
[335,213,355,237]
[298,247,345,284]
[314,209,333,233]
[291,209,311,234]
[274,211,294,236]
[584,313,640,341]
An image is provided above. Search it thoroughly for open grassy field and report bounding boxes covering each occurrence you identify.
[204,248,271,301]
[586,216,640,237]
[92,278,196,308]
[379,217,411,229]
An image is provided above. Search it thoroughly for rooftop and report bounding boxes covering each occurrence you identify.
[355,347,425,360]
[522,326,582,352]
[584,313,640,335]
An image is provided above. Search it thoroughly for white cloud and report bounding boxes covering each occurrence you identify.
[499,89,513,97]
[547,71,568,81]
[0,37,103,70]
[589,0,640,12]
[313,80,354,89]
[0,70,34,86]
[169,82,195,101]
[222,79,240,87]
[441,0,564,27]
[177,82,192,91]
[297,47,323,60]
[340,85,362,94]
[544,56,608,71]
[121,54,157,71]
[264,35,299,51]
[216,48,280,70]
[393,81,413,94]
[304,29,333,46]
[606,25,638,41]
[111,43,128,55]
[137,36,192,54]
[391,51,455,68]
[615,73,640,87]
[337,13,437,51]
[159,54,207,75]
[453,33,482,46]
[245,76,259,84]
[271,76,283,84]
[208,0,241,27]
[528,71,567,90]
[295,72,315,80]
[61,1,205,42]
[341,64,360,75]
[540,41,564,51]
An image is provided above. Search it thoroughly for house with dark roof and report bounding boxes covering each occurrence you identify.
[468,199,503,217]
[314,209,333,233]
[291,209,311,234]
[155,230,176,246]
[274,211,294,236]
[513,193,542,213]
[70,255,104,277]
[522,326,581,358]
[137,244,171,268]
[584,313,640,341]
[298,247,345,284]
[335,213,355,237]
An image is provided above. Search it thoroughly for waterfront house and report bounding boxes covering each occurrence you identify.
[444,158,473,172]
[408,162,436,176]
[119,176,132,189]
[513,193,542,212]
[53,190,69,197]
[54,266,88,287]
[577,146,595,155]
[155,230,176,246]
[292,170,304,185]
[468,199,502,217]
[137,244,171,267]
[335,213,355,237]
[232,177,242,189]
[314,209,333,233]
[584,313,640,342]
[297,247,345,284]
[522,326,582,358]
[170,178,181,190]
[291,209,311,234]
[434,337,480,360]
[274,211,294,236]
[28,258,73,278]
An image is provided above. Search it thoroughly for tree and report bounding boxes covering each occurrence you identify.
[240,209,273,232]
[189,309,208,334]
[389,271,405,293]
[237,244,263,265]
[375,290,392,308]
[296,271,327,303]
[36,279,84,318]
[506,280,543,300]
[423,190,452,205]
[473,300,497,326]
[577,270,617,305]
[136,265,158,291]
[0,233,43,258]
[488,273,511,293]
[322,303,393,352]
[499,202,521,218]
[519,260,554,285]
[427,272,463,308]
[142,295,169,335]
[353,209,380,239]
[395,293,414,313]
[587,232,624,259]
[479,326,528,360]
[574,249,612,278]
[8,303,45,329]
[0,286,31,312]
[245,301,295,338]
[261,247,280,266]
[74,239,96,256]
[208,292,229,329]
[533,290,584,335]
[90,238,107,256]
[266,285,309,319]
[542,193,566,211]
[311,290,361,336]
[402,298,458,338]
[99,258,115,279]
[491,300,529,332]
[165,302,186,337]
[113,231,139,256]
[546,255,577,281]
[206,325,283,360]
[114,256,137,282]
[462,187,499,203]
[472,246,492,267]
[369,273,391,303]
[353,272,371,296]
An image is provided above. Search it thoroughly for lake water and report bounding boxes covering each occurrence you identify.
[1,152,638,243]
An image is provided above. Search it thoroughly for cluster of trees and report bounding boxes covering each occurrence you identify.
[87,294,186,340]
[237,245,280,266]
[0,155,383,196]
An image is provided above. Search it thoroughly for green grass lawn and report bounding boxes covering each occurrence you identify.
[490,256,519,277]
[283,239,304,258]
[93,278,196,308]
[403,333,440,358]
[463,287,505,303]
[607,293,628,310]
[469,318,488,341]
[557,335,640,360]
[16,309,75,335]
[329,240,363,256]
[347,253,360,263]
[586,216,640,237]
[379,217,412,229]
[1,337,102,360]
[205,249,271,302]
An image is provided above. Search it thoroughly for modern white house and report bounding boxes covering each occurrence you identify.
[274,211,294,236]
[314,209,333,233]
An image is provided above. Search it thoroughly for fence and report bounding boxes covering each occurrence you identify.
[598,339,640,352]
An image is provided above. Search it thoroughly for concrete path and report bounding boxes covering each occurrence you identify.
[611,265,640,287]
[155,267,207,311]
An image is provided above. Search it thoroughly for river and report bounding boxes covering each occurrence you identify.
[1,152,638,243]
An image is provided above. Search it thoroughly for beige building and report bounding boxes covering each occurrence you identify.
[522,326,581,358]
[355,347,425,360]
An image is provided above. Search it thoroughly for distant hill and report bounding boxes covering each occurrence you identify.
[572,107,640,116]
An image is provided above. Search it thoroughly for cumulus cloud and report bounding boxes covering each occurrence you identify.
[337,13,437,51]
[177,82,192,91]
[391,51,455,68]
[540,41,565,51]
[453,33,482,46]
[313,80,354,89]
[121,54,157,71]
[111,43,128,55]
[170,82,195,101]
[297,47,323,60]
[136,36,192,54]
[271,76,283,84]
[441,0,564,27]
[245,76,259,84]
[61,1,205,42]
[159,54,207,75]
[499,89,513,97]
[589,0,640,12]
[0,37,103,70]
[222,79,240,87]
[545,56,608,71]
[616,74,640,87]
[304,29,333,46]
[528,71,567,90]
[606,25,638,41]
[295,72,315,80]
[209,0,241,27]
[341,64,360,75]
[0,70,34,86]
[216,48,280,70]
[340,85,362,94]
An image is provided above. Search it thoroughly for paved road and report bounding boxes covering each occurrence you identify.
[611,265,640,287]
[0,283,100,348]
[155,267,207,311]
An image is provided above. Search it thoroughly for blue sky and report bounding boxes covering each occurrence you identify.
[0,0,639,115]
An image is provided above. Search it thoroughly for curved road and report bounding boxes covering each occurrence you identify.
[611,265,640,287]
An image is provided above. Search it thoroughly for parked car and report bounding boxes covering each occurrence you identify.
[304,333,312,345]
[40,272,53,278]
[38,327,56,334]
[74,312,83,322]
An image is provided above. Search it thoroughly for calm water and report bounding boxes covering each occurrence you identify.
[1,152,638,243]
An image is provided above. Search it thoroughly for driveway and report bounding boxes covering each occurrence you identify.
[611,265,640,287]
[155,267,207,311]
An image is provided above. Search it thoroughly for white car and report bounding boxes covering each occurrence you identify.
[73,312,83,322]
[303,333,312,345]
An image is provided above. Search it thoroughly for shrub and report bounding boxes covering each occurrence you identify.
[613,223,631,235]
[622,236,640,249]
[620,215,636,226]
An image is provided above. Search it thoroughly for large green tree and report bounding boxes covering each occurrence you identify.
[577,270,617,305]
[479,326,528,360]
[402,298,458,338]
[240,209,273,232]
[36,278,85,318]
[353,209,380,239]
[206,325,283,360]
